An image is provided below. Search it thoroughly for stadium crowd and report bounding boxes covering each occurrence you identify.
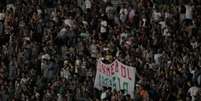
[0,0,201,101]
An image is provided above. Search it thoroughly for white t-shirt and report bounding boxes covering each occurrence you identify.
[188,86,200,101]
[120,8,128,15]
[64,19,73,28]
[90,44,97,57]
[0,13,5,20]
[37,9,42,15]
[142,18,146,27]
[60,68,70,80]
[41,54,50,60]
[103,0,108,3]
[100,92,107,100]
[154,53,162,65]
[100,20,107,33]
[159,21,166,30]
[163,28,170,37]
[152,10,161,21]
[6,4,16,12]
[51,11,57,21]
[185,5,192,19]
[85,0,91,9]
[191,41,198,49]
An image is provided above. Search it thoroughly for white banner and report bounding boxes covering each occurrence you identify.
[94,59,136,98]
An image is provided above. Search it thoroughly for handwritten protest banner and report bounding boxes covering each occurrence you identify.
[94,59,136,98]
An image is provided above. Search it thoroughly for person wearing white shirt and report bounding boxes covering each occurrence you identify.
[159,21,166,30]
[152,9,161,22]
[100,91,107,100]
[154,53,162,65]
[102,0,108,3]
[60,60,70,80]
[85,0,91,10]
[162,28,170,37]
[90,42,97,58]
[185,4,193,20]
[100,20,107,33]
[64,18,73,28]
[6,4,16,12]
[60,67,70,80]
[0,12,5,21]
[142,18,146,27]
[188,85,200,101]
[51,9,58,23]
[191,41,198,49]
[41,54,50,78]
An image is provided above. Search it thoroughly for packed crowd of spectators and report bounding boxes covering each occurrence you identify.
[0,0,201,101]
